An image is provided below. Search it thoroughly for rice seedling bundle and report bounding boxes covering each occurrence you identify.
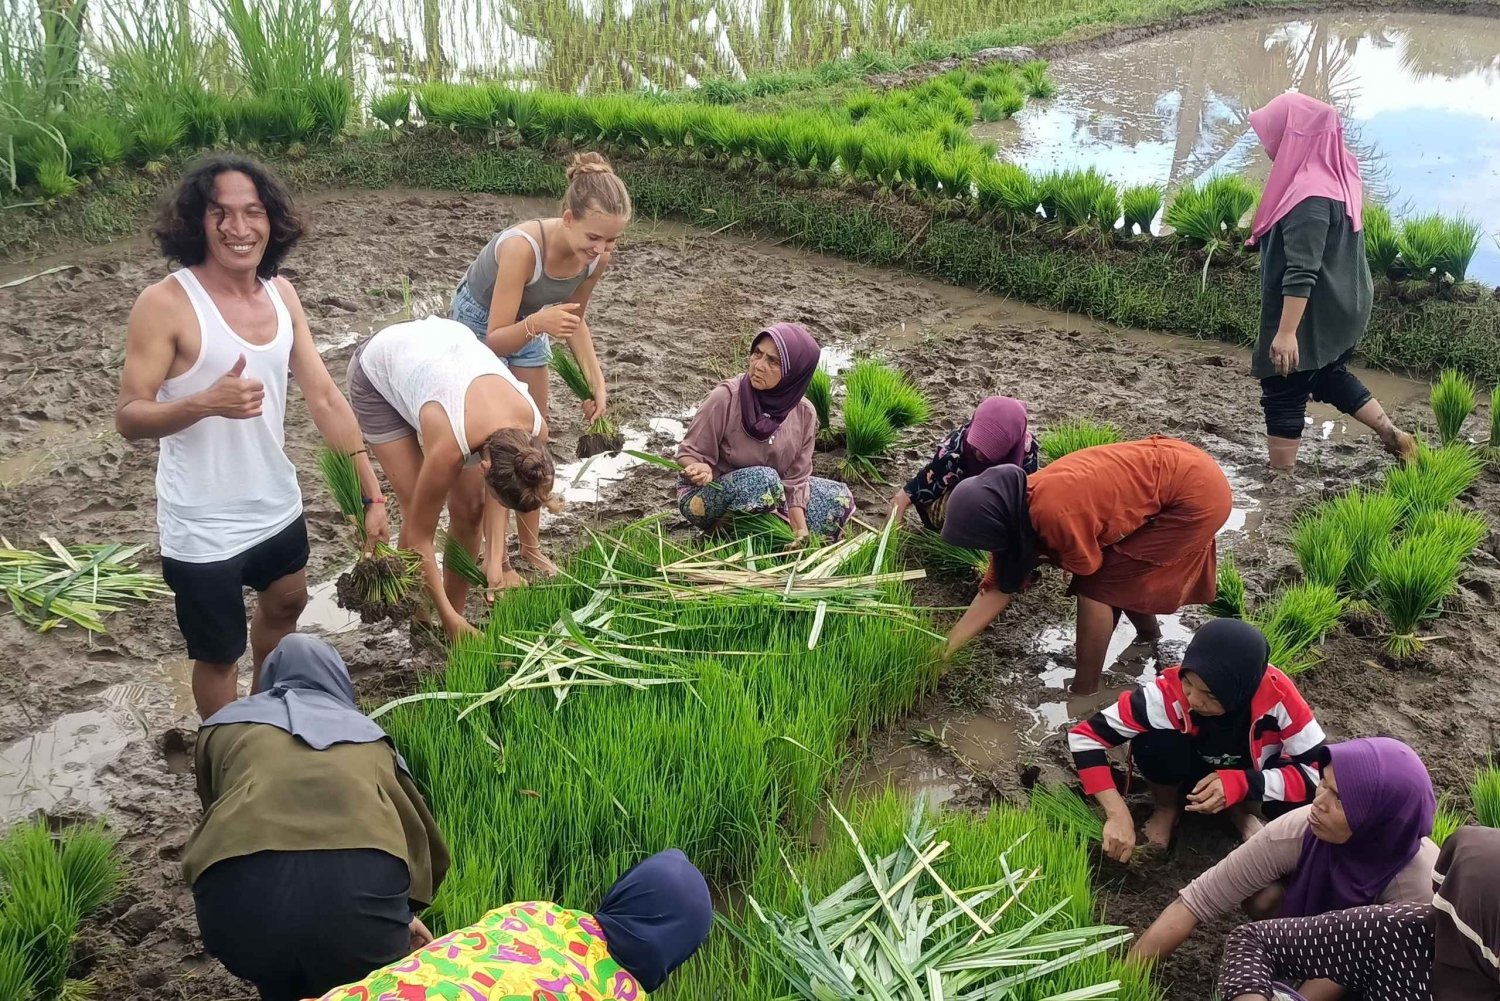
[318,448,427,623]
[1021,60,1056,98]
[725,512,798,544]
[975,160,1040,223]
[1435,215,1483,284]
[1431,369,1478,444]
[1292,507,1353,589]
[1397,213,1448,280]
[1473,765,1500,828]
[0,819,122,1000]
[378,521,943,932]
[1029,783,1105,840]
[1373,531,1464,657]
[905,528,987,579]
[129,99,186,164]
[441,531,487,589]
[0,536,170,633]
[1363,203,1400,279]
[370,90,411,130]
[1407,508,1488,565]
[840,359,931,477]
[550,349,622,457]
[1121,184,1163,236]
[807,367,833,432]
[1254,582,1344,674]
[1432,794,1466,845]
[720,798,1128,1001]
[1320,488,1404,596]
[1383,443,1484,519]
[1038,418,1122,464]
[1207,550,1248,618]
[1050,168,1118,233]
[60,115,127,174]
[1201,174,1258,232]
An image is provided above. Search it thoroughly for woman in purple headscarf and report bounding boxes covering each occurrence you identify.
[1130,737,1438,993]
[892,396,1038,531]
[676,323,855,543]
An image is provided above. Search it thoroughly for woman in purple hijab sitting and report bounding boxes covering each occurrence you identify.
[676,323,855,543]
[1131,736,1438,1001]
[893,396,1038,530]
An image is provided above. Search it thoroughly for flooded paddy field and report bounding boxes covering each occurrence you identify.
[2,188,1498,997]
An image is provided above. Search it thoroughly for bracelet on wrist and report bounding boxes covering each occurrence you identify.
[362,496,385,507]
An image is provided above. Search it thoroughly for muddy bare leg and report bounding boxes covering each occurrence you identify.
[1143,781,1181,847]
[1071,594,1115,695]
[1125,609,1160,641]
[192,660,239,719]
[249,569,306,694]
[1351,399,1416,462]
[1265,435,1302,471]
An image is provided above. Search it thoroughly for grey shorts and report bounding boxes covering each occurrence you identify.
[347,338,416,445]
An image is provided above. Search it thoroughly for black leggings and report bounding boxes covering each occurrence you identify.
[194,848,413,1001]
[1131,729,1296,819]
[1258,349,1372,439]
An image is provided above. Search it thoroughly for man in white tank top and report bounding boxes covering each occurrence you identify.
[115,156,388,719]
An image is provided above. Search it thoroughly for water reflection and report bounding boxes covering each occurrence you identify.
[988,13,1500,282]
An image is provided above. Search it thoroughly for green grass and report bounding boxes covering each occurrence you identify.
[1431,369,1478,445]
[1372,530,1465,658]
[1472,764,1500,828]
[1384,443,1485,520]
[1038,418,1122,464]
[0,820,123,1000]
[1254,582,1344,675]
[1207,550,1248,619]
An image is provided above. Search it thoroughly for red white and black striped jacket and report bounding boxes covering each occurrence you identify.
[1068,665,1326,808]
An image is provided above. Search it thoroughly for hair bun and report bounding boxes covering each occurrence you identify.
[567,151,614,181]
[517,447,551,483]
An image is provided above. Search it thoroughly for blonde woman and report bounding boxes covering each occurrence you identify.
[449,152,630,590]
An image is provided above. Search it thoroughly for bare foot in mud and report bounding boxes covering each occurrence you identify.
[518,548,559,577]
[1069,679,1101,696]
[483,565,528,602]
[1143,806,1180,848]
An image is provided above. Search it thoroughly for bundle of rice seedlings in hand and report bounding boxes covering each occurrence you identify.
[1321,488,1403,596]
[1431,369,1478,445]
[1039,418,1121,464]
[1028,783,1104,840]
[1373,530,1463,657]
[1384,444,1485,519]
[1254,582,1344,674]
[1432,793,1467,845]
[550,348,622,458]
[441,531,487,588]
[1292,507,1353,589]
[906,528,987,578]
[1473,764,1500,828]
[319,448,427,624]
[1207,550,1248,618]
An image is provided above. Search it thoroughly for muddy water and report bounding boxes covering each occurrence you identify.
[983,12,1500,283]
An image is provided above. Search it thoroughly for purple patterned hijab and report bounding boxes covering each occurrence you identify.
[1281,736,1435,918]
[739,323,820,442]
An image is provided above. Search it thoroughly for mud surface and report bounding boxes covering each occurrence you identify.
[1,188,1497,998]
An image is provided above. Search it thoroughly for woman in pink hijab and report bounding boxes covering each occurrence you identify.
[1247,92,1415,472]
[892,396,1038,530]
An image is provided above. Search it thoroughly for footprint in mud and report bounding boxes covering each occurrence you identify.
[159,729,192,776]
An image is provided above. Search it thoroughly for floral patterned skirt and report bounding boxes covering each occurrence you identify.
[676,465,854,539]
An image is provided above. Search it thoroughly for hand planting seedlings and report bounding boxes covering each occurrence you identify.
[320,447,430,624]
[551,346,623,457]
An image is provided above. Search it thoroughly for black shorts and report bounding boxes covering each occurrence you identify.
[194,848,413,1001]
[161,516,310,664]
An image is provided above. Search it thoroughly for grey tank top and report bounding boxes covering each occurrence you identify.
[461,221,600,320]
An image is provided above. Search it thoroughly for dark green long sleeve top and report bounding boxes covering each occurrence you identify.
[1253,195,1372,379]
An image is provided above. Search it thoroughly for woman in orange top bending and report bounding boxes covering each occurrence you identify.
[940,436,1232,695]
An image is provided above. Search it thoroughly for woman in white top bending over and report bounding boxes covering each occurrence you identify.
[346,315,555,637]
[448,152,630,588]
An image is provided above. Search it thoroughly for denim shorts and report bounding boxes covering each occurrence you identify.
[449,282,552,368]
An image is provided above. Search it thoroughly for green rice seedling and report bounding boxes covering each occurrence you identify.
[1372,531,1464,657]
[130,100,186,165]
[1408,508,1489,564]
[1049,168,1118,236]
[371,90,411,131]
[905,528,987,578]
[1432,793,1466,845]
[1474,765,1500,827]
[978,82,1025,121]
[441,531,486,589]
[1397,213,1447,280]
[975,161,1040,224]
[843,359,930,430]
[1321,488,1404,596]
[1436,215,1483,283]
[1121,184,1163,236]
[1363,203,1400,279]
[1254,582,1345,674]
[1292,507,1353,589]
[1038,418,1121,464]
[1202,174,1258,232]
[1431,369,1478,445]
[175,87,224,149]
[841,393,900,480]
[60,115,127,174]
[1021,60,1056,98]
[318,446,366,537]
[1,540,171,633]
[1029,783,1104,840]
[416,82,499,133]
[807,368,832,432]
[30,149,75,198]
[1207,550,1247,618]
[1384,443,1485,519]
[550,349,621,457]
[1164,182,1224,248]
[727,512,797,544]
[318,448,427,623]
[305,77,352,138]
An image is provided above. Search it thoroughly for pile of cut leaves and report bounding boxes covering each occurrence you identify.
[1,537,168,633]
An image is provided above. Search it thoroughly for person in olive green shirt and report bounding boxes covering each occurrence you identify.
[1246,92,1416,472]
[183,634,448,1001]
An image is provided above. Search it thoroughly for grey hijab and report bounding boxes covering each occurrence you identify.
[201,633,408,775]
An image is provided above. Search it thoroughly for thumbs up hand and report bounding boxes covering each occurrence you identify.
[199,353,266,419]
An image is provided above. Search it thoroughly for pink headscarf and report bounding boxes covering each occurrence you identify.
[1247,92,1364,244]
[963,396,1030,470]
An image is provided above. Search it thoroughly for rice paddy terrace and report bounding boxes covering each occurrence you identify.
[3,1,1500,998]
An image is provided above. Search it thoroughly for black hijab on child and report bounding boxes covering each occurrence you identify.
[1181,618,1270,713]
[593,848,714,992]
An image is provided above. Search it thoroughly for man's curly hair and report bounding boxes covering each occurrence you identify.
[151,154,305,279]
